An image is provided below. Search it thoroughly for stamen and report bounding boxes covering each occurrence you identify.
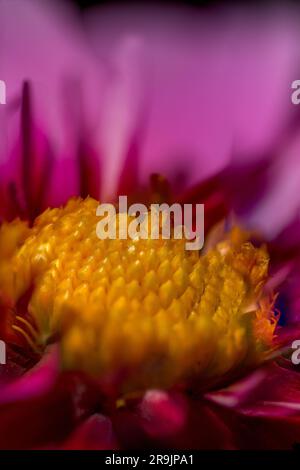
[11,324,41,355]
[15,315,39,340]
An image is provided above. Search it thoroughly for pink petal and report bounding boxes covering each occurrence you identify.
[0,359,103,449]
[0,345,59,404]
[139,390,187,438]
[0,0,103,207]
[62,414,117,450]
[206,361,300,418]
[205,361,300,448]
[111,391,234,449]
[85,4,300,201]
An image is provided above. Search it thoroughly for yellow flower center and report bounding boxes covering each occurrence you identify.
[0,197,277,395]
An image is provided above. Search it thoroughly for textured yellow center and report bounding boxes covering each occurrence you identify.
[0,197,277,394]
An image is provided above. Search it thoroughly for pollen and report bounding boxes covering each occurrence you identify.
[0,197,278,394]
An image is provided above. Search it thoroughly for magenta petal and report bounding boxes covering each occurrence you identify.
[206,361,300,418]
[0,0,104,209]
[0,346,59,404]
[244,133,300,238]
[139,390,187,438]
[62,414,117,450]
[85,5,300,194]
[204,362,300,448]
[206,400,300,449]
[0,82,55,221]
[111,392,234,449]
[0,361,104,449]
[1,0,102,157]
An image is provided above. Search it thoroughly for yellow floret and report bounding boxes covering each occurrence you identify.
[0,197,278,394]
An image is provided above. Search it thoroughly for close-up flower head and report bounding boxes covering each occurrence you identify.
[2,0,300,457]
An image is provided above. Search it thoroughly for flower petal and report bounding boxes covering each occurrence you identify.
[0,0,103,211]
[62,414,117,450]
[85,4,300,201]
[206,361,300,418]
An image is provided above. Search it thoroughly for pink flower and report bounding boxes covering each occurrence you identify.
[1,0,300,450]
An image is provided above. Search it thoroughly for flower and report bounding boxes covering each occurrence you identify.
[1,0,300,450]
[0,199,277,392]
